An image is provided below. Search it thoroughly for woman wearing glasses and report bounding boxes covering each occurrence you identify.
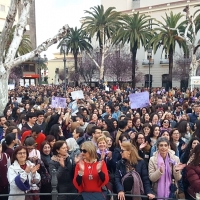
[115,142,154,200]
[7,146,40,200]
[73,141,109,200]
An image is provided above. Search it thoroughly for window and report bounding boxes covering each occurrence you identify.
[161,49,169,59]
[29,64,35,72]
[23,64,36,72]
[23,64,29,71]
[0,5,5,12]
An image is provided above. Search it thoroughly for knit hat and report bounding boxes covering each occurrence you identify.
[15,175,30,191]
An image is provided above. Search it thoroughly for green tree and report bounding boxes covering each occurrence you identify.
[113,12,152,88]
[150,11,187,89]
[82,5,120,80]
[58,26,92,86]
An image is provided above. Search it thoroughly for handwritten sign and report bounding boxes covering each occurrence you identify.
[71,90,84,100]
[51,97,66,108]
[129,92,149,109]
[8,84,15,90]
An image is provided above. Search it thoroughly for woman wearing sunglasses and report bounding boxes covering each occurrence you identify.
[115,142,154,200]
[73,141,109,200]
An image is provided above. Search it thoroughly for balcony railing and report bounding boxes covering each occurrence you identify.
[160,58,169,65]
[142,59,154,65]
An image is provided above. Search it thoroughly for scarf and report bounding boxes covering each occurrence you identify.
[51,155,68,162]
[157,153,171,198]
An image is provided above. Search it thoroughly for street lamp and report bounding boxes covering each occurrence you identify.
[147,47,152,92]
[34,54,48,85]
[62,41,67,94]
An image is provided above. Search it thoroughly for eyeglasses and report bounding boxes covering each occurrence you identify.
[17,152,26,155]
[173,132,179,135]
[120,149,128,153]
[138,137,145,140]
[80,149,87,154]
[163,121,169,124]
[122,139,130,142]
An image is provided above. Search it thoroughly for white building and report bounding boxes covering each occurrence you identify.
[101,0,200,89]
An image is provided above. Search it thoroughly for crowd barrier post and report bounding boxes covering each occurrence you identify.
[51,169,58,200]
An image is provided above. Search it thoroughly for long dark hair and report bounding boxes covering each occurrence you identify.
[193,120,200,138]
[190,144,200,166]
[182,137,200,164]
[177,120,188,138]
[49,124,61,141]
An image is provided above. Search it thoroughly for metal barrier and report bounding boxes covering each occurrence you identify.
[0,169,188,200]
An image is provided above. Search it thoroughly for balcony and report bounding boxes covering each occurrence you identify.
[142,59,154,66]
[160,58,169,65]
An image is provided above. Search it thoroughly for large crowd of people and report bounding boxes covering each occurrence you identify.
[1,84,200,200]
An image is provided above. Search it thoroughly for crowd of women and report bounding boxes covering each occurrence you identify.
[1,85,200,200]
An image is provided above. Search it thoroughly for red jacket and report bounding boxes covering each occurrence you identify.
[186,164,200,198]
[73,160,109,193]
[21,130,46,150]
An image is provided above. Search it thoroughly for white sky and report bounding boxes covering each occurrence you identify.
[35,0,100,59]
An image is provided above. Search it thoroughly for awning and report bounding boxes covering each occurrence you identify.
[23,74,39,78]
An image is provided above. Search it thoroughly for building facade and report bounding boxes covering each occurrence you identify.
[47,53,79,86]
[101,0,200,89]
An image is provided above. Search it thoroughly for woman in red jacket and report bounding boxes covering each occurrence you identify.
[73,141,109,200]
[186,144,200,199]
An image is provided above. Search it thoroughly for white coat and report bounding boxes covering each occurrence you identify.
[7,160,41,200]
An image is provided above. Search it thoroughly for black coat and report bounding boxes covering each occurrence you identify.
[115,159,153,195]
[49,156,78,200]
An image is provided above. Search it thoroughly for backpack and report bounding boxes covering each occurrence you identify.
[121,170,144,199]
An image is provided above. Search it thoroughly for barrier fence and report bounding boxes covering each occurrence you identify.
[0,169,188,200]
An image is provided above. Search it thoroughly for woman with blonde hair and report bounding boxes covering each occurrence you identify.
[115,142,154,200]
[73,141,109,200]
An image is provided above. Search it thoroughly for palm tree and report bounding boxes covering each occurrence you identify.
[58,26,92,86]
[82,5,121,80]
[150,11,187,89]
[113,12,152,89]
[4,25,32,58]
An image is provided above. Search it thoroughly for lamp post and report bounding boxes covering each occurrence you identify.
[34,54,48,85]
[147,48,152,93]
[62,41,67,95]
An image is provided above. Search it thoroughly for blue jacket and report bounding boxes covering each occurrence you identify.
[188,112,199,124]
[115,159,153,195]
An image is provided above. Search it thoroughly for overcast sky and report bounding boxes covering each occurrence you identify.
[35,0,100,59]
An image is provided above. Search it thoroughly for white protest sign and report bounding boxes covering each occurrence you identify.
[8,84,15,90]
[71,90,84,100]
[16,97,22,103]
[129,92,149,109]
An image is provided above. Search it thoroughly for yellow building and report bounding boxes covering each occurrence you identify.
[47,52,81,86]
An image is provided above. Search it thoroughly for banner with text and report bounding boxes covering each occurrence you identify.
[129,92,149,109]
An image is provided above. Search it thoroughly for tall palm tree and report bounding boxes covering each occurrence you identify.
[150,11,187,89]
[82,5,121,80]
[113,12,152,89]
[58,26,93,86]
